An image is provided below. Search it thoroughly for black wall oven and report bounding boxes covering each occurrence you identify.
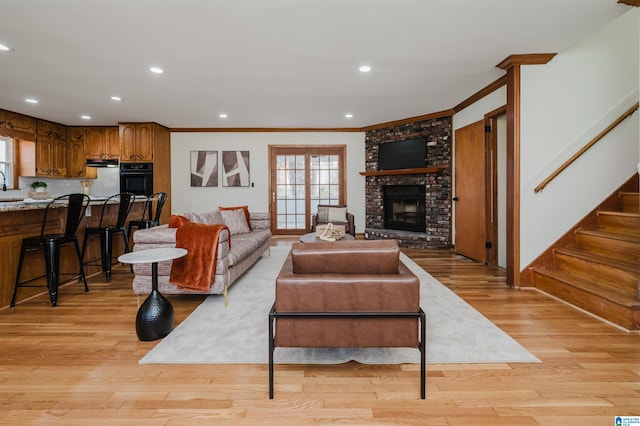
[120,163,153,196]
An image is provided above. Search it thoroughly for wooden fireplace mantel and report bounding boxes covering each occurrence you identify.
[359,165,449,177]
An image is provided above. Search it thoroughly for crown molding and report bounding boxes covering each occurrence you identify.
[360,110,454,132]
[453,75,507,113]
[170,127,362,133]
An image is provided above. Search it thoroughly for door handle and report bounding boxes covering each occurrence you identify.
[452,197,459,202]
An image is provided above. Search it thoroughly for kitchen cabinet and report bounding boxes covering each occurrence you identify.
[0,110,36,139]
[106,127,120,159]
[120,123,154,162]
[119,122,171,224]
[68,127,96,178]
[36,120,67,177]
[85,127,120,159]
[6,111,36,136]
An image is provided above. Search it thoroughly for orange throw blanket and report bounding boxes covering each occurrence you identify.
[169,223,231,291]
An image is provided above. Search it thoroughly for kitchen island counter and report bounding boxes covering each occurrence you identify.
[0,198,146,307]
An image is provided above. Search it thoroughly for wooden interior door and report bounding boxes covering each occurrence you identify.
[454,120,487,262]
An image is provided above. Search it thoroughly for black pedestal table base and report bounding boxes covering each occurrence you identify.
[119,248,186,342]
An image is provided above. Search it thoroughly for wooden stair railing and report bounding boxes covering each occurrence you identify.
[534,102,639,193]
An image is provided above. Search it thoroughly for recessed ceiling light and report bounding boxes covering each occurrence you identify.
[358,65,371,73]
[345,113,354,118]
[0,43,13,52]
[150,67,164,74]
[110,96,122,101]
[25,98,38,104]
[219,113,228,119]
[81,115,91,120]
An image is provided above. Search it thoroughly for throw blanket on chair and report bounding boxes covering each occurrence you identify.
[170,223,231,291]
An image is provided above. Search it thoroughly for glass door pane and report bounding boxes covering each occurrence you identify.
[275,154,306,230]
[309,154,340,215]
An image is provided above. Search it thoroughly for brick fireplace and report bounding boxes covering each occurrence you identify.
[364,116,452,249]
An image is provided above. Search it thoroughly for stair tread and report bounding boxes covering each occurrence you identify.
[554,247,640,274]
[576,228,640,243]
[533,267,640,308]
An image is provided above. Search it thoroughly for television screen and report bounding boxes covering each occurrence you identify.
[378,138,427,170]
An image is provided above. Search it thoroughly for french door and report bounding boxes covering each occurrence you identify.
[269,145,346,234]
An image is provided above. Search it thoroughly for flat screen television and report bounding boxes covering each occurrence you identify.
[378,138,427,170]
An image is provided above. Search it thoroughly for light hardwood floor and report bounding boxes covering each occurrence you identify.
[1,238,638,425]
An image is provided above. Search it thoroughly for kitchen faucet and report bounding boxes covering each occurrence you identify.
[0,170,6,191]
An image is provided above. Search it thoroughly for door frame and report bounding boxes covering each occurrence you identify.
[484,105,507,266]
[268,145,347,235]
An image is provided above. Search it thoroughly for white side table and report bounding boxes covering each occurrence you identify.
[119,247,187,341]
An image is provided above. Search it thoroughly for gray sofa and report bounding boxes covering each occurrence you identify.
[131,210,271,296]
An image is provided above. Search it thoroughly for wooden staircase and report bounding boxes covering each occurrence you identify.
[532,191,640,330]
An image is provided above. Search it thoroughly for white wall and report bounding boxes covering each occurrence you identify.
[170,132,366,228]
[453,87,506,131]
[520,8,640,268]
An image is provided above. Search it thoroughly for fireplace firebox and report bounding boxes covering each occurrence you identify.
[383,185,426,232]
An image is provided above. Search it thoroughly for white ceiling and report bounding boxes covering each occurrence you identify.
[0,0,631,129]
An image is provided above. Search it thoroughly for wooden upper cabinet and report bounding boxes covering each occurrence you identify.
[120,123,136,161]
[120,123,153,162]
[84,128,104,159]
[85,127,120,159]
[68,127,84,144]
[35,119,68,177]
[37,120,66,139]
[5,111,36,136]
[136,123,153,161]
[36,137,68,177]
[0,110,5,128]
[68,128,95,178]
[105,127,120,159]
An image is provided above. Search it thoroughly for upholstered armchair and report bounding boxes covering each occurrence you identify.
[269,240,425,399]
[310,204,355,237]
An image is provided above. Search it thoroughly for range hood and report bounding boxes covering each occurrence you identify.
[86,158,119,168]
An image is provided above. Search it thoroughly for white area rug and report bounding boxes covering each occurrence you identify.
[140,246,540,365]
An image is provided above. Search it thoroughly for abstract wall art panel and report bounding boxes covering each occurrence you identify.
[191,150,218,187]
[222,150,250,187]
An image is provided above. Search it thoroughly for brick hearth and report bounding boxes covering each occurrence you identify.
[364,116,452,249]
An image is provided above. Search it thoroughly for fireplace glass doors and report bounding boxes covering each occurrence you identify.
[383,185,426,232]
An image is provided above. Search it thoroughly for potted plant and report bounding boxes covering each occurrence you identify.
[31,181,48,192]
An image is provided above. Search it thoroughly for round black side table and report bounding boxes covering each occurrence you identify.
[119,247,187,341]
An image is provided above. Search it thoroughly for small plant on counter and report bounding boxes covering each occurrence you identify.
[31,181,48,192]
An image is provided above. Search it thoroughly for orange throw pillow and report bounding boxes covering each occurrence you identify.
[218,205,251,230]
[169,215,191,228]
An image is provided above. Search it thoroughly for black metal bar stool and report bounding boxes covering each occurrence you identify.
[81,193,135,282]
[127,192,167,239]
[11,193,90,307]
